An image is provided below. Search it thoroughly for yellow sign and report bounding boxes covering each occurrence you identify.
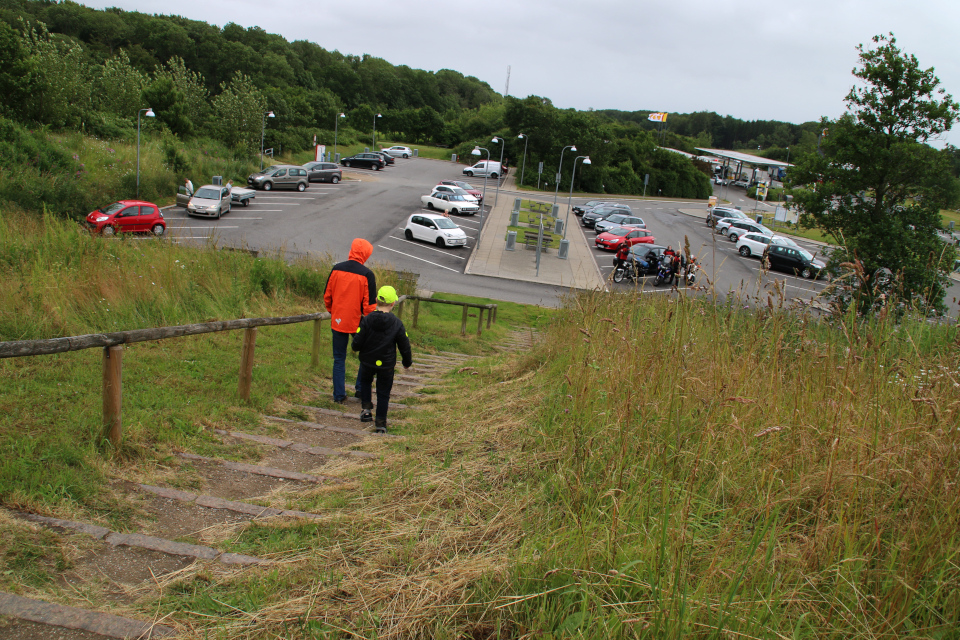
[757,184,768,199]
[647,112,668,122]
[708,196,718,207]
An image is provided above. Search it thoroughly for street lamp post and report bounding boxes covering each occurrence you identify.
[471,146,490,228]
[260,110,275,170]
[491,136,506,206]
[136,107,155,198]
[553,145,576,210]
[372,113,382,150]
[517,133,529,187]
[565,156,591,238]
[334,112,345,160]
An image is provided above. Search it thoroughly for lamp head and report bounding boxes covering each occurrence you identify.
[571,145,577,152]
[339,112,345,118]
[492,137,500,143]
[266,111,275,118]
[583,157,591,165]
[145,108,155,117]
[517,133,524,139]
[471,147,481,156]
[376,113,382,117]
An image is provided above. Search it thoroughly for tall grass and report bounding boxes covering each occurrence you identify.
[476,289,960,637]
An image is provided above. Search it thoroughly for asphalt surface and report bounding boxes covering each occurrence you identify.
[165,159,571,307]
[161,160,960,316]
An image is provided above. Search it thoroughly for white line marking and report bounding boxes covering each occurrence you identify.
[169,226,239,229]
[172,236,218,239]
[376,245,460,272]
[241,209,283,212]
[387,235,468,259]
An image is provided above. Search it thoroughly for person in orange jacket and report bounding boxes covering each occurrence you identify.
[323,238,377,403]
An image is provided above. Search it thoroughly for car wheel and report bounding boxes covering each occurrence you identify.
[374,164,380,171]
[490,172,499,179]
[263,182,272,191]
[404,229,414,241]
[151,224,165,236]
[427,202,435,210]
[216,207,222,220]
[802,267,814,279]
[465,170,473,177]
[102,226,115,237]
[344,161,351,167]
[451,208,459,216]
[729,233,739,243]
[719,227,728,235]
[739,246,751,257]
[436,237,445,248]
[403,154,409,159]
[298,182,306,192]
[242,199,249,207]
[331,176,340,184]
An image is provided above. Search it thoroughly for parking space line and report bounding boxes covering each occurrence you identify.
[169,226,239,230]
[376,245,460,272]
[387,235,467,258]
[241,209,283,212]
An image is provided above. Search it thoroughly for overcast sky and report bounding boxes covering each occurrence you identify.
[85,0,960,146]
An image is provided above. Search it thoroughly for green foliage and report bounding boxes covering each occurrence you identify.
[213,72,268,155]
[790,34,960,313]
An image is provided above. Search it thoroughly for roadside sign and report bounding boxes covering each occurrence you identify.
[708,196,717,208]
[315,144,326,162]
[644,174,650,185]
[757,184,768,199]
[538,161,543,175]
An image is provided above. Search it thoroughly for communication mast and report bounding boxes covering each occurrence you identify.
[504,65,511,96]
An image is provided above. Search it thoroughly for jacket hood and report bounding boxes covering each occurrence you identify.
[366,309,396,331]
[348,238,373,264]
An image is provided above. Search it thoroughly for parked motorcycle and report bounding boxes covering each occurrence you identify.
[653,254,676,287]
[682,257,699,286]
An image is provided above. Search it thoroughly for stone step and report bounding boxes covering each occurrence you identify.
[265,415,404,438]
[137,484,324,521]
[176,452,342,483]
[213,429,379,459]
[12,511,267,566]
[0,591,176,639]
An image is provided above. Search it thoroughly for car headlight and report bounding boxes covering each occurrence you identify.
[94,216,109,222]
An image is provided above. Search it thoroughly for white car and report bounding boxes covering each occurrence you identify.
[431,185,478,203]
[420,192,480,215]
[404,213,468,248]
[735,233,797,258]
[384,146,413,158]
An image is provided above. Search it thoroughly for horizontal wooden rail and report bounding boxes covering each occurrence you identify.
[402,295,497,337]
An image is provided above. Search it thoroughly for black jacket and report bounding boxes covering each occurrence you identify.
[351,310,413,370]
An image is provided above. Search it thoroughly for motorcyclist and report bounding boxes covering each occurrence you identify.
[615,242,631,270]
[663,246,679,278]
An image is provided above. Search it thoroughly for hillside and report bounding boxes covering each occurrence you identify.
[1,216,959,637]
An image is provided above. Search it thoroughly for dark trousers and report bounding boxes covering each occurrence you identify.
[358,366,395,420]
[331,330,362,401]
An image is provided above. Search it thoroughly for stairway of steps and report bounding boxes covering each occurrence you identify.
[0,343,519,638]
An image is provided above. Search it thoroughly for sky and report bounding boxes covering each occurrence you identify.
[84,0,960,147]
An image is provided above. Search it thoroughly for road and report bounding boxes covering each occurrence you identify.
[163,160,960,316]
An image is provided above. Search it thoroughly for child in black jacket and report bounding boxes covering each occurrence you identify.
[351,285,413,433]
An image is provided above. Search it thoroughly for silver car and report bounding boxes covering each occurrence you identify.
[384,146,413,158]
[247,165,309,191]
[185,185,232,218]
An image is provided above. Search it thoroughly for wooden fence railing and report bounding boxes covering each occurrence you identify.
[0,295,496,445]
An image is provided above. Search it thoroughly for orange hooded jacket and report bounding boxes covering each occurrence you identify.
[323,238,377,333]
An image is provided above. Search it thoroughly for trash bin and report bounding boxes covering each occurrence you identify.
[451,153,457,162]
[756,214,763,224]
[212,175,223,186]
[510,210,519,226]
[514,197,522,211]
[414,149,419,157]
[555,219,563,234]
[506,231,517,251]
[558,239,569,260]
[335,153,340,163]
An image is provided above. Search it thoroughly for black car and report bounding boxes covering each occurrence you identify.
[303,161,342,183]
[573,200,618,216]
[582,205,633,228]
[617,244,668,276]
[372,151,395,165]
[341,153,384,170]
[764,245,826,279]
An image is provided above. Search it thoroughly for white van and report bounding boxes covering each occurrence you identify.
[463,160,503,178]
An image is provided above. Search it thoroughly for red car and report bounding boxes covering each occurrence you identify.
[438,180,483,203]
[595,226,655,251]
[85,200,166,237]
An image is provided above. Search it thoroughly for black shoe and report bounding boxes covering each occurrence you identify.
[360,409,373,422]
[333,397,347,405]
[374,417,387,434]
[354,390,361,399]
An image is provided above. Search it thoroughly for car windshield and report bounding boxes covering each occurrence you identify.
[455,182,475,190]
[99,202,126,215]
[799,249,816,261]
[263,167,280,176]
[607,227,630,236]
[194,187,220,199]
[435,218,459,229]
[449,195,468,201]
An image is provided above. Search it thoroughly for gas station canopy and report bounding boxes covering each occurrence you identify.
[695,148,792,169]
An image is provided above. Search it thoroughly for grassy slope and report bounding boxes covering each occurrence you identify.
[3,211,960,637]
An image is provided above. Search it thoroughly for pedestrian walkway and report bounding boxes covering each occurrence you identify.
[465,174,605,290]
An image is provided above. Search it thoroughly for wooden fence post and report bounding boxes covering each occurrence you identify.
[103,345,123,446]
[476,307,484,336]
[396,299,404,320]
[311,319,321,368]
[238,327,257,401]
[486,305,493,329]
[492,305,498,324]
[460,305,468,337]
[412,298,420,329]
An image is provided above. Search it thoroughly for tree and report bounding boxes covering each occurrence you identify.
[790,34,960,314]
